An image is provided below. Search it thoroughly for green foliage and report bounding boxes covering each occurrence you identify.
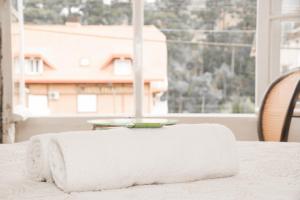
[82,0,132,25]
[24,0,132,25]
[145,0,256,113]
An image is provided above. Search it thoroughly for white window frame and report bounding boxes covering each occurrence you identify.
[256,0,300,108]
[0,0,15,143]
[132,0,144,118]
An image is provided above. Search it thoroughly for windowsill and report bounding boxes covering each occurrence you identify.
[145,113,256,118]
[15,113,258,142]
[18,113,257,119]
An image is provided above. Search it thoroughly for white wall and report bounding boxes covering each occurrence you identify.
[15,114,254,141]
[13,114,300,142]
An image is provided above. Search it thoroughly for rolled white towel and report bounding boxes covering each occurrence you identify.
[49,124,239,192]
[26,134,54,182]
[26,130,105,182]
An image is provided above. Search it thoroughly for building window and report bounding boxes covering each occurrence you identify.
[25,58,43,75]
[79,58,90,67]
[28,95,49,116]
[14,58,43,75]
[77,95,97,113]
[113,59,132,76]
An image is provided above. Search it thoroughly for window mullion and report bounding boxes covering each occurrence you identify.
[18,0,26,108]
[256,0,272,108]
[0,0,15,143]
[269,0,281,81]
[132,0,144,118]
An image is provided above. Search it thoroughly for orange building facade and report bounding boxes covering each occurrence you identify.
[12,24,167,115]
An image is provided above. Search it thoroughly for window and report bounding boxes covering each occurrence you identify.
[145,0,256,113]
[77,95,97,113]
[113,59,132,75]
[79,58,90,67]
[2,0,300,143]
[10,0,136,116]
[8,0,259,116]
[25,58,43,75]
[14,58,43,75]
[273,0,300,74]
[281,21,300,73]
[28,95,50,115]
[256,0,300,106]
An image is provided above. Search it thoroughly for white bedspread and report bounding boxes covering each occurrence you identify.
[0,141,300,200]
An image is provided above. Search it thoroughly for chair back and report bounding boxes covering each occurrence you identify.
[258,69,300,141]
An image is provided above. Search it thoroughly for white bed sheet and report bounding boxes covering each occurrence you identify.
[0,141,300,200]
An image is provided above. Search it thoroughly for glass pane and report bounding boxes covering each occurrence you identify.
[18,0,134,116]
[280,21,300,73]
[282,0,300,14]
[144,0,256,114]
[272,0,300,15]
[11,0,18,11]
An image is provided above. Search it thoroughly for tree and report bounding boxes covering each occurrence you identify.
[193,0,256,113]
[144,0,256,113]
[81,0,132,25]
[24,0,131,25]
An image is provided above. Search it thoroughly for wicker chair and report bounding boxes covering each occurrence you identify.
[258,68,300,142]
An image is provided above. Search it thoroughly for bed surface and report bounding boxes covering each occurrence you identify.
[0,141,300,200]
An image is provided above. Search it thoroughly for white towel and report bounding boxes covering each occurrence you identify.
[26,134,54,182]
[48,124,239,192]
[26,130,105,182]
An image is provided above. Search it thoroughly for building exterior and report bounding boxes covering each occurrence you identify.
[12,23,167,115]
[281,22,300,72]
